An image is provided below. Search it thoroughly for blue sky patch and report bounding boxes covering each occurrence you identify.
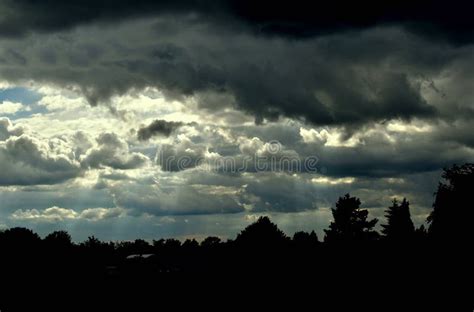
[0,86,47,118]
[0,87,42,105]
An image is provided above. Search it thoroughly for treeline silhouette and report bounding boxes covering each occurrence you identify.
[0,164,472,309]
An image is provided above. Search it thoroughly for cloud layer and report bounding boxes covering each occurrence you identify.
[2,0,474,44]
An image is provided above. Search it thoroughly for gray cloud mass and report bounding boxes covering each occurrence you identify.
[137,119,184,141]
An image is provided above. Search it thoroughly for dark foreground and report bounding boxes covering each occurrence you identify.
[1,164,473,310]
[0,239,471,311]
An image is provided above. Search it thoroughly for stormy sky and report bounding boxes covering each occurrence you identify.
[0,0,473,241]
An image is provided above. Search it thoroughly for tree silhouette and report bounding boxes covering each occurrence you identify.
[201,236,221,248]
[116,239,152,256]
[235,216,289,248]
[324,194,379,243]
[292,230,319,248]
[413,224,428,243]
[44,230,73,248]
[81,236,103,249]
[182,239,199,250]
[381,198,415,241]
[0,227,41,253]
[80,235,115,265]
[427,163,474,243]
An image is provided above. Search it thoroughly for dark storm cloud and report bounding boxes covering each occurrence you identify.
[2,0,474,45]
[1,22,450,127]
[314,142,470,178]
[0,0,225,38]
[1,1,473,135]
[232,0,474,45]
[137,119,184,141]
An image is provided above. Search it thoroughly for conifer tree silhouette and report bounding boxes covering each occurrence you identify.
[427,163,474,243]
[324,194,379,243]
[381,198,415,241]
